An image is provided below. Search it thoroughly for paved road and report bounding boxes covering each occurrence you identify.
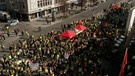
[0,0,132,47]
[27,0,117,36]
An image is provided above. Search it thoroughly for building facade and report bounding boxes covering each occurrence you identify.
[7,0,65,21]
[126,6,135,34]
[0,0,7,10]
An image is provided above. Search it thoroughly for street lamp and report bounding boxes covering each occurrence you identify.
[52,8,56,22]
[62,0,68,18]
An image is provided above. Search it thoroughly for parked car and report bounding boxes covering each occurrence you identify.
[0,10,11,22]
[7,19,19,26]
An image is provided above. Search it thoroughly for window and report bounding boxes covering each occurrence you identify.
[45,1,47,6]
[23,4,25,8]
[49,0,52,5]
[43,0,47,6]
[0,0,6,3]
[48,1,49,5]
[38,0,46,7]
[55,0,62,4]
[40,0,42,7]
[38,0,52,7]
[38,1,40,7]
[43,0,45,6]
[20,2,25,9]
[55,0,58,4]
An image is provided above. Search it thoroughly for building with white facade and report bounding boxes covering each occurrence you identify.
[126,5,135,34]
[6,0,65,21]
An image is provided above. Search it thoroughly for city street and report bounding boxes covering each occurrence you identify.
[0,0,117,48]
[0,0,134,76]
[21,0,117,34]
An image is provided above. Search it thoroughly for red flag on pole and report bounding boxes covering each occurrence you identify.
[119,48,128,76]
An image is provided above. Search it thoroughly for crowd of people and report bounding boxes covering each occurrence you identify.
[0,2,134,76]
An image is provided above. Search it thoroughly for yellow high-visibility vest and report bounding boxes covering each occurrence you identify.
[38,47,41,51]
[8,55,12,59]
[39,67,42,72]
[45,68,48,73]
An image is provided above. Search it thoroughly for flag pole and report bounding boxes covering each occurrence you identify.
[119,48,128,76]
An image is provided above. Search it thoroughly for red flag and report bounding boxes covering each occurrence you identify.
[67,51,71,55]
[119,48,128,76]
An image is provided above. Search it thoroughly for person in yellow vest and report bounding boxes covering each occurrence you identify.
[39,44,42,49]
[6,26,9,31]
[1,45,5,51]
[32,35,35,39]
[13,44,16,50]
[56,54,60,60]
[8,55,12,59]
[26,31,30,37]
[32,44,35,48]
[51,71,54,76]
[24,44,28,49]
[11,69,15,76]
[39,35,43,41]
[45,68,49,75]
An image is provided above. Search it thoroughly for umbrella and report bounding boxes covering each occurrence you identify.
[60,30,76,39]
[75,25,87,31]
